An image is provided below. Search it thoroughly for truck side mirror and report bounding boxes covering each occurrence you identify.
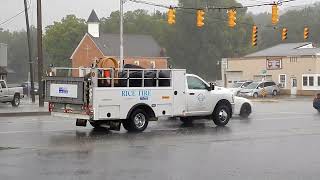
[209,83,215,91]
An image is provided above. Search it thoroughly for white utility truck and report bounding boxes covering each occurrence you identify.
[44,67,235,132]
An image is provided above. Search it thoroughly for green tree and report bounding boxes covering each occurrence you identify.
[44,15,87,67]
[164,0,253,80]
[0,27,38,83]
[100,0,254,80]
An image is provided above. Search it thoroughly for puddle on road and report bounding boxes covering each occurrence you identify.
[0,147,19,151]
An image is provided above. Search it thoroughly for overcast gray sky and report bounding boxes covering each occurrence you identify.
[0,0,317,31]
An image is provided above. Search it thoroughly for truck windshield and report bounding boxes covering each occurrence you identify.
[0,81,6,88]
[245,82,259,89]
[232,82,242,88]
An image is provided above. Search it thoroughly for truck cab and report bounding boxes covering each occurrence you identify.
[44,67,234,132]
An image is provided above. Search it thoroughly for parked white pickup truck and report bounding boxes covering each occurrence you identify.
[44,68,235,132]
[0,80,24,107]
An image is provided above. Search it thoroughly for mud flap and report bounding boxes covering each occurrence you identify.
[76,119,87,127]
[108,121,121,131]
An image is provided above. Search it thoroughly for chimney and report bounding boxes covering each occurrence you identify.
[87,10,100,38]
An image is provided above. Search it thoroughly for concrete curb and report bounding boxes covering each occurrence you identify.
[251,99,279,103]
[0,112,50,117]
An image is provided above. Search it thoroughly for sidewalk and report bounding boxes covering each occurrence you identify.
[0,97,50,117]
[249,95,313,102]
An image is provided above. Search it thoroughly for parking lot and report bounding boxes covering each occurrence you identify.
[0,96,319,180]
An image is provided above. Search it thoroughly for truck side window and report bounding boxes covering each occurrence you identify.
[187,76,207,90]
[0,81,5,88]
[258,83,264,88]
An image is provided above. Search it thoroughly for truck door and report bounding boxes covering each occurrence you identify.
[186,75,211,115]
[172,70,187,116]
[0,81,8,101]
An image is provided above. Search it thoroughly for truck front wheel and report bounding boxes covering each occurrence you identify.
[212,105,231,126]
[11,94,20,107]
[127,109,149,132]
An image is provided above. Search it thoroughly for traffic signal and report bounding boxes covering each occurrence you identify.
[282,28,288,40]
[167,7,176,25]
[196,9,205,28]
[271,4,279,25]
[252,25,258,47]
[228,9,236,28]
[304,27,309,40]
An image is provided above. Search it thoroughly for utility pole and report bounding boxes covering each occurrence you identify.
[37,0,44,107]
[24,0,35,103]
[120,0,124,70]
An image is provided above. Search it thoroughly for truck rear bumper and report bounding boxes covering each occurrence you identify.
[51,112,90,120]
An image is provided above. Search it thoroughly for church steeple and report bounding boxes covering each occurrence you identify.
[87,10,100,37]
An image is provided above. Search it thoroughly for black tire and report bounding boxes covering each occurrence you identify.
[273,90,277,96]
[180,117,193,124]
[127,109,149,132]
[212,104,231,126]
[253,93,258,98]
[11,94,20,107]
[239,103,252,118]
[122,120,132,131]
[89,121,102,128]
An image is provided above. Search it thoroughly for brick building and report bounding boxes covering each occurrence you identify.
[70,10,168,71]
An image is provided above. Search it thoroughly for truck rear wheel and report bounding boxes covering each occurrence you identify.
[180,117,193,124]
[89,121,102,128]
[11,94,20,107]
[212,105,231,126]
[127,109,149,132]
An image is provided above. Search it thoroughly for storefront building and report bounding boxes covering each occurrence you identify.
[221,42,320,95]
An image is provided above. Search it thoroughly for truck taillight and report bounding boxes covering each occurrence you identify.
[48,102,55,112]
[83,105,93,115]
[64,109,73,113]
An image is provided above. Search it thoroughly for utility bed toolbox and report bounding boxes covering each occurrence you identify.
[44,77,88,104]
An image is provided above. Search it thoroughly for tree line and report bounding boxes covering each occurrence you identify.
[1,0,320,83]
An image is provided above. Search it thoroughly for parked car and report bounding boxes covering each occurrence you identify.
[239,81,280,98]
[313,93,320,112]
[216,86,253,118]
[20,82,39,95]
[229,81,253,95]
[0,80,24,107]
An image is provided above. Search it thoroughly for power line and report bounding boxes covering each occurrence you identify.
[128,0,297,10]
[0,4,31,27]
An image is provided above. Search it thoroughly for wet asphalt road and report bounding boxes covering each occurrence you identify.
[0,97,319,180]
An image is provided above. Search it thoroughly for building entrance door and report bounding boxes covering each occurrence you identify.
[291,78,297,95]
